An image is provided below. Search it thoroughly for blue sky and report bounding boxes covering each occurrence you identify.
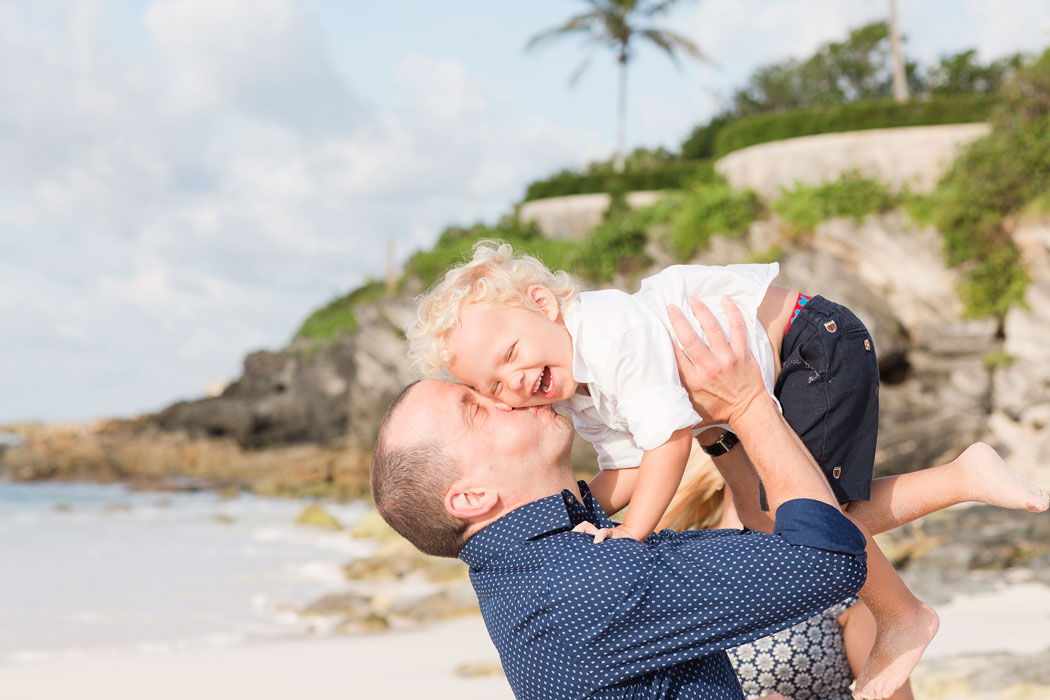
[2,0,1049,423]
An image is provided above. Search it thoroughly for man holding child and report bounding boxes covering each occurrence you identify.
[371,297,868,699]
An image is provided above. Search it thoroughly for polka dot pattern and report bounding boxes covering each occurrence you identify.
[459,483,867,699]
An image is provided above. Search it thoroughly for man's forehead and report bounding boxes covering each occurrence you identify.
[389,380,469,431]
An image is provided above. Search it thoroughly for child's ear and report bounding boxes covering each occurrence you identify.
[526,285,559,321]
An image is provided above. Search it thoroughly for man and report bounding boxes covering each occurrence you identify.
[371,298,867,699]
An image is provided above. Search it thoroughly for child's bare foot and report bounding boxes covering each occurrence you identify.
[957,442,1049,512]
[853,602,939,699]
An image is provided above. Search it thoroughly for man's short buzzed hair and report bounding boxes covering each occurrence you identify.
[370,382,470,558]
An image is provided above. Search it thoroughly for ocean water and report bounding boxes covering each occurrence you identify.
[0,481,373,664]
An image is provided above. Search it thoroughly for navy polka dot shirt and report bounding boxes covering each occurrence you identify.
[458,482,867,699]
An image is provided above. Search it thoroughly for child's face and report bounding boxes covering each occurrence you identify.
[447,286,577,409]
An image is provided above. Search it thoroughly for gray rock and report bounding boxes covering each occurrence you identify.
[882,505,1050,603]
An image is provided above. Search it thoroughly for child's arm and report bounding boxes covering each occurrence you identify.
[586,428,693,542]
[587,467,639,516]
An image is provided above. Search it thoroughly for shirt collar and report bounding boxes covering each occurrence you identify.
[561,296,595,385]
[458,480,615,569]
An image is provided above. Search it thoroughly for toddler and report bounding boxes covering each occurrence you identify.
[407,241,1049,700]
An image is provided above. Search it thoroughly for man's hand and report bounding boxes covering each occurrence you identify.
[572,522,644,543]
[667,296,770,427]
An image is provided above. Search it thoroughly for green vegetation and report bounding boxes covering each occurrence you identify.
[294,279,388,342]
[773,171,899,233]
[408,210,653,288]
[919,49,1050,318]
[729,22,1020,116]
[293,30,1047,342]
[925,49,1027,96]
[573,208,652,281]
[982,350,1014,370]
[713,94,997,157]
[733,22,915,115]
[524,156,714,201]
[404,218,576,289]
[740,246,785,265]
[666,184,761,261]
[680,23,1025,159]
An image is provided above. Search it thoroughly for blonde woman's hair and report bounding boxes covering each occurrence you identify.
[406,240,578,376]
[657,444,727,532]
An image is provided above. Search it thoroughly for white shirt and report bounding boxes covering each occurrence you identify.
[556,263,780,471]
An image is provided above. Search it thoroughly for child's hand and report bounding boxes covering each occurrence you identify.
[572,522,644,543]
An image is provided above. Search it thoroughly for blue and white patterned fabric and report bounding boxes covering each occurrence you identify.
[459,482,867,700]
[729,596,860,700]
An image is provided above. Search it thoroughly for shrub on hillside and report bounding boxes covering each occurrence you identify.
[523,160,715,201]
[923,49,1050,317]
[667,184,761,261]
[295,279,388,341]
[772,171,898,233]
[680,113,733,159]
[571,211,651,282]
[713,94,998,157]
[405,219,577,290]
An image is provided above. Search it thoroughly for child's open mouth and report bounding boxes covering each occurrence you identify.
[532,366,555,397]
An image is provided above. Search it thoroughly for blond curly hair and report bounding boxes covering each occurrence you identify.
[407,240,578,376]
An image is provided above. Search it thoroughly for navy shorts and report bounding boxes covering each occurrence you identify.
[773,295,879,504]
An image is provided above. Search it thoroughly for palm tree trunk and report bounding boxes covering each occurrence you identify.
[889,0,909,103]
[614,57,627,173]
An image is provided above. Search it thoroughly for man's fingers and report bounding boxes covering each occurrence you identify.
[667,302,715,366]
[686,297,730,351]
[719,297,749,355]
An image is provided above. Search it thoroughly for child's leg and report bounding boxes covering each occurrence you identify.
[847,442,1049,535]
[776,296,929,699]
[848,513,939,700]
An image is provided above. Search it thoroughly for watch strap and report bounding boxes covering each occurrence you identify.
[700,431,739,457]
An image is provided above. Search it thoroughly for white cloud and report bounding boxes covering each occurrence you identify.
[5,0,1042,423]
[0,0,601,422]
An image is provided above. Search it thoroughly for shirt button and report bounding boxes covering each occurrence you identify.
[562,492,574,507]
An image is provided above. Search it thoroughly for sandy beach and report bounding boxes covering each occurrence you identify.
[0,617,514,700]
[5,581,1050,700]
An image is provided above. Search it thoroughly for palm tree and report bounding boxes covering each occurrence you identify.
[888,0,909,102]
[526,0,704,172]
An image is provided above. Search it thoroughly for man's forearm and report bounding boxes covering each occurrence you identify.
[729,393,839,513]
[698,427,773,532]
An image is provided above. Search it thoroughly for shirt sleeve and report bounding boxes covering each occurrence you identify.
[602,320,700,453]
[545,499,867,688]
[571,412,644,471]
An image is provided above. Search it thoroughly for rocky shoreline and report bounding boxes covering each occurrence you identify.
[3,210,1050,698]
[5,212,1050,498]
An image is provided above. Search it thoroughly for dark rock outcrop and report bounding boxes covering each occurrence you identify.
[152,298,416,452]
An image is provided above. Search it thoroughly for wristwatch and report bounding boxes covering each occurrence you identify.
[700,431,739,457]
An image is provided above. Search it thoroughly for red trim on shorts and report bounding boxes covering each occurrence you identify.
[785,293,812,336]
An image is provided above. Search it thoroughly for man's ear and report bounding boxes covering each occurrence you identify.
[526,284,559,321]
[444,482,499,520]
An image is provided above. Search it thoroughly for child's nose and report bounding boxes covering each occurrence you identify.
[502,368,526,394]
